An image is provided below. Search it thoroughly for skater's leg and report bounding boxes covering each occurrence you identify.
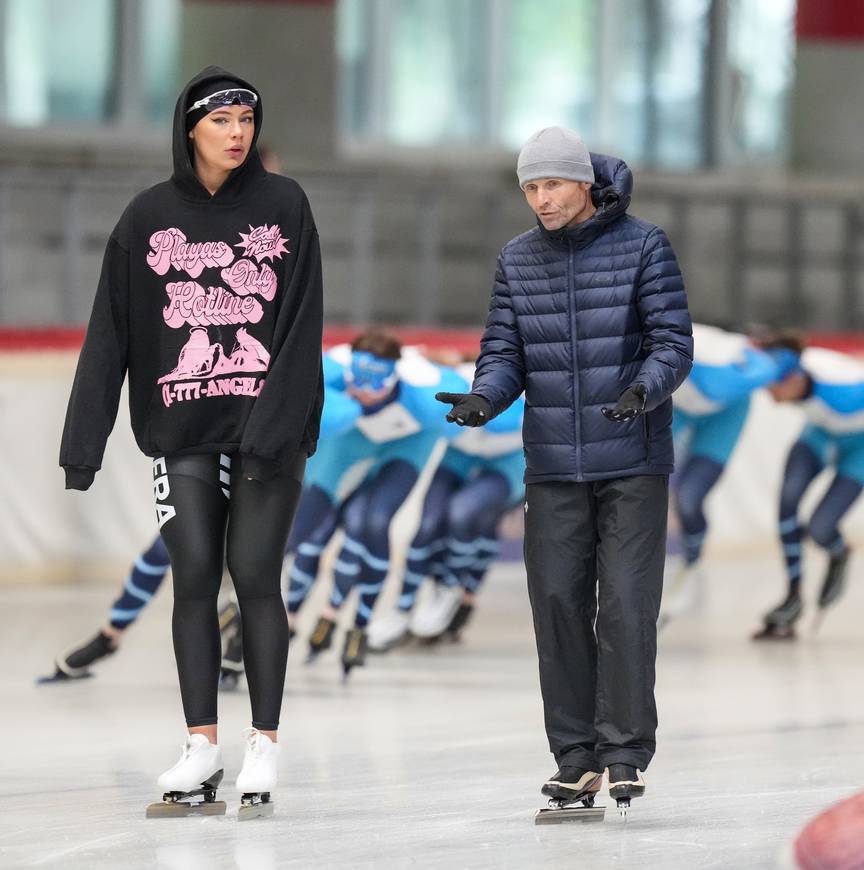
[754,437,827,637]
[779,438,824,593]
[109,535,172,630]
[524,481,600,771]
[594,474,668,772]
[673,455,724,565]
[368,468,458,652]
[40,535,171,684]
[447,471,509,587]
[226,453,306,737]
[156,454,231,741]
[458,483,508,595]
[412,472,510,639]
[348,460,418,628]
[401,467,459,609]
[325,483,371,613]
[807,473,861,555]
[285,484,333,556]
[676,400,749,565]
[808,472,861,610]
[285,491,340,617]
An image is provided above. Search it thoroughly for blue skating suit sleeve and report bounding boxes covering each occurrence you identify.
[304,352,466,500]
[318,385,360,438]
[449,393,524,457]
[801,347,864,433]
[397,353,469,440]
[675,325,781,415]
[322,346,349,390]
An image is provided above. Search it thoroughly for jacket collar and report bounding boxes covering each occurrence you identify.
[537,152,633,247]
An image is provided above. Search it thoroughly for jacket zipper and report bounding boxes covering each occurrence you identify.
[568,239,583,481]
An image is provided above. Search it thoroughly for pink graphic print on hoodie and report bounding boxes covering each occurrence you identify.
[149,224,290,406]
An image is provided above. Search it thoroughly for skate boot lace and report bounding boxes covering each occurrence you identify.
[242,727,265,758]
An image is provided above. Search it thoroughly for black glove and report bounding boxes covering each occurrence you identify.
[435,392,493,427]
[601,384,647,422]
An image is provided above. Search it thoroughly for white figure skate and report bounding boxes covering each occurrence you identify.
[659,560,703,629]
[368,609,411,652]
[236,728,280,820]
[411,585,464,638]
[147,734,225,818]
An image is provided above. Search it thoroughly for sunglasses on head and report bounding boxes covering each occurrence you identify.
[186,88,258,114]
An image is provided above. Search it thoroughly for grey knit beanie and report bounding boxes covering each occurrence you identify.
[516,126,594,187]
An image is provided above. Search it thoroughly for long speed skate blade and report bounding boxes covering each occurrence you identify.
[810,611,825,636]
[36,669,93,685]
[146,800,226,818]
[535,805,605,824]
[751,624,797,641]
[238,795,273,821]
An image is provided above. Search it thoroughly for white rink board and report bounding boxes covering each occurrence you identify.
[3,351,864,581]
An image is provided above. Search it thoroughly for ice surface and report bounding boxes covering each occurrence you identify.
[2,552,862,869]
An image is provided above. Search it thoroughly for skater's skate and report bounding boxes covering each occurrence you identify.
[38,630,117,683]
[411,584,464,640]
[219,601,244,689]
[535,766,605,824]
[607,764,645,817]
[306,616,336,663]
[818,548,850,611]
[341,627,368,678]
[236,728,279,820]
[752,589,802,640]
[444,601,474,641]
[367,609,411,653]
[147,734,225,818]
[658,560,703,629]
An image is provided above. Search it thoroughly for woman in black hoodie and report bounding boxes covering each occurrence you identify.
[61,67,323,815]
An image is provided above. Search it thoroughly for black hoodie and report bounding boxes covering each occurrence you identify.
[60,66,324,489]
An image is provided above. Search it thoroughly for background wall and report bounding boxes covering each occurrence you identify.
[4,0,864,581]
[4,339,864,584]
[180,0,338,163]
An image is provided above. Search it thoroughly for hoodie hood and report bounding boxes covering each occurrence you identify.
[171,65,266,203]
[538,152,633,246]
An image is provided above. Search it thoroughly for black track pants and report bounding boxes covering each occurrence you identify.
[524,475,667,772]
[153,452,305,731]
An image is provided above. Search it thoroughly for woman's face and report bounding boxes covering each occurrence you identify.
[188,104,255,172]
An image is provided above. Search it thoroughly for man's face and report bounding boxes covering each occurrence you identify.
[768,371,809,403]
[346,351,398,407]
[522,178,594,230]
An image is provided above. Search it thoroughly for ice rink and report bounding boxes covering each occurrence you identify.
[3,552,863,870]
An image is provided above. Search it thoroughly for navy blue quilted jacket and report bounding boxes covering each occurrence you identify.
[471,153,693,484]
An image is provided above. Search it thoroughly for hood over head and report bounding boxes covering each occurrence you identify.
[171,65,266,202]
[537,152,633,245]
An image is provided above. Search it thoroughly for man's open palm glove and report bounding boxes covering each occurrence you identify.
[601,384,647,423]
[435,392,493,427]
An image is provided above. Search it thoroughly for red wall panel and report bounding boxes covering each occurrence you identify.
[797,0,864,43]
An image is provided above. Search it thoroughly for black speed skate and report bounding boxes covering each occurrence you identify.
[752,590,802,640]
[445,602,474,641]
[341,628,368,679]
[306,616,336,663]
[607,764,645,817]
[418,602,475,646]
[535,767,605,824]
[819,548,850,610]
[37,630,117,683]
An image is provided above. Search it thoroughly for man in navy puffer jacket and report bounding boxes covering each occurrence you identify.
[438,127,692,813]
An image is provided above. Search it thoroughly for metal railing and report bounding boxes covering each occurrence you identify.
[1,165,863,330]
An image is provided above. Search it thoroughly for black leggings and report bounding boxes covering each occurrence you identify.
[154,452,305,731]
